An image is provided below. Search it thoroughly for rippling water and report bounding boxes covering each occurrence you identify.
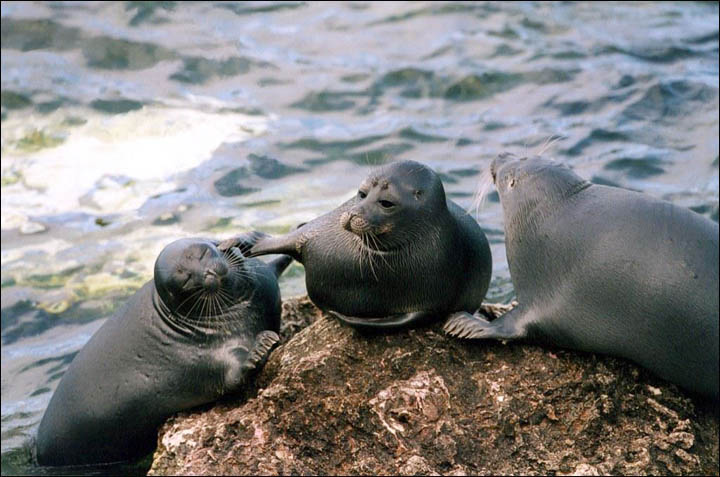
[1,1,718,474]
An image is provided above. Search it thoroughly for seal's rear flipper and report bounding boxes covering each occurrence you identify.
[268,255,293,279]
[443,308,526,340]
[250,232,303,261]
[329,310,437,331]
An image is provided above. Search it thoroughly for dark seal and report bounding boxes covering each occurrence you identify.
[36,235,292,466]
[445,154,719,399]
[231,160,492,330]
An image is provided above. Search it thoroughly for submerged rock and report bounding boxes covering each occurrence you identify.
[150,297,719,476]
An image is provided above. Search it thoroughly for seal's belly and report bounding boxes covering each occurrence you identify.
[303,245,454,316]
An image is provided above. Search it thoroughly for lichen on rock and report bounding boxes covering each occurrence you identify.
[150,296,719,476]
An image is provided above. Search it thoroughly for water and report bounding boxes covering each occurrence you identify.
[1,1,717,474]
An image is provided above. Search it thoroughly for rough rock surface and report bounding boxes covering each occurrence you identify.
[149,296,719,476]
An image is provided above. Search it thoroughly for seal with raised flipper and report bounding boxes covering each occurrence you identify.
[36,234,292,465]
[445,154,719,399]
[225,160,492,330]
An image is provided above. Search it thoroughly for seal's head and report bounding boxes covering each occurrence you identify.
[491,153,590,226]
[154,238,246,318]
[341,160,448,251]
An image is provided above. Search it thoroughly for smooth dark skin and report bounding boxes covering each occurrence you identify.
[36,236,291,466]
[231,160,492,330]
[445,154,719,399]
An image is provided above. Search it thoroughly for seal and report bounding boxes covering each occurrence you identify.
[224,160,492,330]
[36,234,292,466]
[445,154,719,399]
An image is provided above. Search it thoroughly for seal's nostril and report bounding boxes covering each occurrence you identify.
[217,262,228,276]
[340,211,353,231]
[349,216,371,235]
[205,277,219,292]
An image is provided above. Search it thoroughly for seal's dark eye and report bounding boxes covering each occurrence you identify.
[358,190,367,199]
[379,200,395,209]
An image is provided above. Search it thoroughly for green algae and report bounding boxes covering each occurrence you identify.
[15,129,65,152]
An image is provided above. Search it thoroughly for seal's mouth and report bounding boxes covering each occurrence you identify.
[202,256,231,291]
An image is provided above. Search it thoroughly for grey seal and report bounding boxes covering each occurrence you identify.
[226,160,492,330]
[36,235,292,465]
[445,154,719,399]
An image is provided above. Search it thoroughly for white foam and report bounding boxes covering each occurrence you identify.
[2,107,268,224]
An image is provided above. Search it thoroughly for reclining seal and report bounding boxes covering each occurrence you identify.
[445,154,719,399]
[36,235,291,465]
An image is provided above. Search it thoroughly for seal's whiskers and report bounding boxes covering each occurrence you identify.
[363,234,379,281]
[471,167,495,220]
[536,134,563,157]
[177,287,205,313]
[368,231,394,272]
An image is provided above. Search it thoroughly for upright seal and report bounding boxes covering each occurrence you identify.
[445,154,719,399]
[230,160,492,330]
[36,235,292,465]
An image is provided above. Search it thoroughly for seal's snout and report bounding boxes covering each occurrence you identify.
[204,260,229,291]
[351,215,370,232]
[202,274,216,292]
[207,265,227,278]
[204,271,222,292]
[345,214,372,236]
[341,211,352,231]
[341,211,371,235]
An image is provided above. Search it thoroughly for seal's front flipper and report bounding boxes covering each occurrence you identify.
[329,310,437,331]
[218,231,270,254]
[268,255,293,279]
[244,330,280,370]
[443,308,526,340]
[250,232,303,261]
[221,331,278,392]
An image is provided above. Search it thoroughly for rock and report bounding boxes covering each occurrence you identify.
[150,297,719,476]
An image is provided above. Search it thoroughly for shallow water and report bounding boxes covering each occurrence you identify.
[1,1,718,474]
